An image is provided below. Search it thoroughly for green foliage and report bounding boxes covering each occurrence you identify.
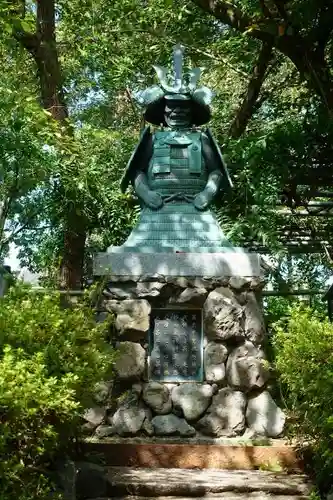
[1,0,333,283]
[0,284,114,499]
[0,43,59,260]
[264,296,293,327]
[273,306,333,492]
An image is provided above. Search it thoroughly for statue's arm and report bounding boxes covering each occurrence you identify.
[133,170,163,209]
[193,170,222,210]
[193,133,223,211]
[130,134,163,210]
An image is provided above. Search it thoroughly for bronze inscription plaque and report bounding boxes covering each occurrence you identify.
[149,309,203,382]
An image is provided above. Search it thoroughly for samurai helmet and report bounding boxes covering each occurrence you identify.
[134,44,214,126]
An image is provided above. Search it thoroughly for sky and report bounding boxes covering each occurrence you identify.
[4,243,40,284]
[4,243,20,271]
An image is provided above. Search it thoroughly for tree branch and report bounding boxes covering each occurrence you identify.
[259,0,274,19]
[7,0,39,53]
[271,0,290,22]
[254,70,290,110]
[191,0,333,113]
[191,0,276,44]
[309,1,333,53]
[0,198,13,247]
[7,0,25,17]
[229,42,273,138]
[184,43,249,79]
[3,221,52,248]
[13,29,39,54]
[192,0,250,30]
[191,0,302,60]
[0,162,21,246]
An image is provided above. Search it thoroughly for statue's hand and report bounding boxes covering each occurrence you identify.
[134,173,163,209]
[145,190,164,210]
[193,191,210,211]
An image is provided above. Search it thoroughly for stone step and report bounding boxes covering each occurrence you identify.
[90,497,308,500]
[83,439,303,472]
[104,467,311,498]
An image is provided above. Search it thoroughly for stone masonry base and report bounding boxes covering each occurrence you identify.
[83,274,285,441]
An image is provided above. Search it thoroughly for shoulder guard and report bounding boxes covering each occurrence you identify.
[120,126,153,192]
[203,128,233,190]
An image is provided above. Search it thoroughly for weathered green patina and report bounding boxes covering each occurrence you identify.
[111,45,233,253]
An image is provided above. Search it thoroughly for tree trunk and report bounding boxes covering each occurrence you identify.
[14,0,86,288]
[34,0,68,120]
[229,43,273,138]
[61,218,86,289]
[36,0,86,288]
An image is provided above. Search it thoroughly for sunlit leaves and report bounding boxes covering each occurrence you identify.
[0,283,114,498]
[1,0,333,284]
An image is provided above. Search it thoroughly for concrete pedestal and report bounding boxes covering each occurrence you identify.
[94,251,262,278]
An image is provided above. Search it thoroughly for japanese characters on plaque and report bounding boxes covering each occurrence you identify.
[149,309,203,382]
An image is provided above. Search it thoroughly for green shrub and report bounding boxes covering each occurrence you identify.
[273,306,333,492]
[0,284,114,499]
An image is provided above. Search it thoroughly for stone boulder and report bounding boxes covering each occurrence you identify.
[93,380,113,405]
[114,341,146,380]
[115,386,141,410]
[229,277,251,290]
[226,341,269,392]
[250,277,266,291]
[165,276,189,288]
[204,342,228,383]
[152,414,196,436]
[187,277,222,289]
[244,291,265,344]
[136,281,167,298]
[94,425,116,438]
[203,287,244,341]
[104,280,167,299]
[246,391,285,437]
[95,311,109,324]
[104,300,151,340]
[131,382,143,397]
[104,282,137,299]
[142,382,172,415]
[196,387,246,437]
[80,422,96,436]
[142,417,154,436]
[83,407,105,427]
[170,287,208,307]
[171,383,213,421]
[109,406,147,436]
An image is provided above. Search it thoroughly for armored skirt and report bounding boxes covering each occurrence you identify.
[111,201,233,253]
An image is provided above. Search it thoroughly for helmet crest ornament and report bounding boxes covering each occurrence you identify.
[134,44,214,126]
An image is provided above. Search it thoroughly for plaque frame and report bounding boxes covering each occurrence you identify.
[148,307,204,383]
